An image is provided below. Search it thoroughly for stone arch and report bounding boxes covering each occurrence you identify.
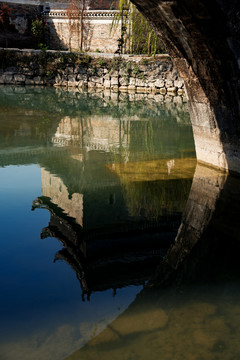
[130,0,240,173]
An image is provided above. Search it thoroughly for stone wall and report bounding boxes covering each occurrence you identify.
[0,49,185,95]
[1,2,121,52]
[45,10,121,52]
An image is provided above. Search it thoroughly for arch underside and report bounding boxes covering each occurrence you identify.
[130,0,240,173]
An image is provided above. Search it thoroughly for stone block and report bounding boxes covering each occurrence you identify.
[68,81,77,87]
[119,77,129,86]
[25,78,35,85]
[155,79,165,88]
[66,66,74,75]
[104,79,111,88]
[90,76,103,84]
[128,85,136,91]
[77,73,87,81]
[129,77,136,86]
[174,79,184,88]
[166,79,174,87]
[110,71,118,78]
[3,74,13,83]
[135,78,146,87]
[14,74,26,82]
[96,83,104,89]
[147,82,156,89]
[77,80,88,88]
[119,68,127,76]
[68,75,76,82]
[110,76,119,86]
[34,76,44,85]
[54,75,62,85]
[88,81,96,88]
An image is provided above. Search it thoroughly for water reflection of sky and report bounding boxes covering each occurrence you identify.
[0,165,142,359]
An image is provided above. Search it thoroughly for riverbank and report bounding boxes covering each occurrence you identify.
[0,49,185,95]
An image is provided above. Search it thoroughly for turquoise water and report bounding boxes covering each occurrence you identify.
[0,86,206,360]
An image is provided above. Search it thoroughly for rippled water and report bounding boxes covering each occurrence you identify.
[2,86,239,360]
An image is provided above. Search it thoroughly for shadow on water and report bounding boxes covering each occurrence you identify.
[65,164,240,360]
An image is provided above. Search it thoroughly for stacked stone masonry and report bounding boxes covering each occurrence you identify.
[0,49,185,96]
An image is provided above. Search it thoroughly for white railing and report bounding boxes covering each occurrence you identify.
[46,10,117,19]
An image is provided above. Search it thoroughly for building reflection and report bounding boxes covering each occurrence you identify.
[0,87,196,300]
[31,115,195,300]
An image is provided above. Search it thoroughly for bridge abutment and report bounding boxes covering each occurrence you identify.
[131,0,240,173]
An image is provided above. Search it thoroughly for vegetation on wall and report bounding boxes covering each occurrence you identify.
[66,0,87,51]
[111,0,165,55]
[31,17,47,48]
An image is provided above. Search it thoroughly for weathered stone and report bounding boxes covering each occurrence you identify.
[77,80,88,88]
[135,78,146,87]
[66,67,74,75]
[3,74,13,83]
[128,85,136,91]
[119,77,129,86]
[96,83,104,89]
[110,77,119,86]
[54,75,62,85]
[155,79,165,88]
[174,79,184,88]
[128,77,136,86]
[68,75,76,82]
[76,73,87,81]
[103,79,111,88]
[88,81,96,88]
[166,79,174,87]
[34,76,44,85]
[90,76,103,84]
[25,78,35,85]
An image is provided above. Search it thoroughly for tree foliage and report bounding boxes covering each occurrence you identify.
[67,0,86,51]
[111,0,165,55]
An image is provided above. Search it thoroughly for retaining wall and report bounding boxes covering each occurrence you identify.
[0,49,185,95]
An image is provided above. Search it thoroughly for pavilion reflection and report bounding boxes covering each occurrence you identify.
[29,110,195,300]
[32,163,193,300]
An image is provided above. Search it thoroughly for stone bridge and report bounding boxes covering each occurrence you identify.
[130,0,240,173]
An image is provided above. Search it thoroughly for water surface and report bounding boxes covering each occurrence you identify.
[4,86,236,360]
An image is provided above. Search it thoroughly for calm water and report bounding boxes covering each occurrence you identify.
[1,86,240,360]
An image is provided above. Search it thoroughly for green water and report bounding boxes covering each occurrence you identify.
[1,86,239,360]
